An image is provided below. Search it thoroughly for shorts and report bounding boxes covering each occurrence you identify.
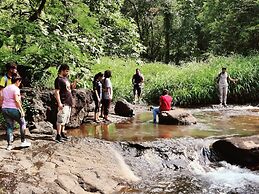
[133,84,142,96]
[57,105,71,125]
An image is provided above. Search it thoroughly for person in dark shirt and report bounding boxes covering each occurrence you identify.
[54,64,77,142]
[92,72,103,122]
[132,68,144,104]
[153,89,172,124]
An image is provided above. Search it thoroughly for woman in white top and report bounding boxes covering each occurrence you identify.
[102,70,113,121]
[216,67,238,107]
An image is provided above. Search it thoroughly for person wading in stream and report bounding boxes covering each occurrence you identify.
[0,74,31,150]
[216,67,238,107]
[152,89,172,124]
[54,64,77,142]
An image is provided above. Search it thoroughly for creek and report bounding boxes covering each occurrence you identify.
[68,106,259,193]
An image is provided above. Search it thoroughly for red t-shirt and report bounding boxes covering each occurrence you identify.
[160,95,172,111]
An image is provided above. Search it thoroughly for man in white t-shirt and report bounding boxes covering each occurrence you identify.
[216,67,238,107]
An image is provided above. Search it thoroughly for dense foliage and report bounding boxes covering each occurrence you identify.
[0,0,258,101]
[122,0,259,64]
[0,0,142,87]
[92,55,259,106]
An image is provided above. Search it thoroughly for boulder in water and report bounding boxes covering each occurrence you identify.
[209,135,259,169]
[158,109,197,125]
[114,99,134,117]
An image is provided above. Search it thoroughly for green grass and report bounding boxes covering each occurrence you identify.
[90,54,259,106]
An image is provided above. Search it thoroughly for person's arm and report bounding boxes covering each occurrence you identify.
[107,87,111,99]
[228,75,238,83]
[159,96,162,111]
[14,93,25,116]
[110,86,113,100]
[215,73,220,84]
[107,79,113,100]
[94,89,100,102]
[54,89,63,110]
[141,75,144,84]
[71,79,77,89]
[132,75,135,85]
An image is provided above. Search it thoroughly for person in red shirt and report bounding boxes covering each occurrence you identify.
[153,89,172,123]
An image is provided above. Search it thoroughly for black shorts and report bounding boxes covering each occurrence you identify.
[133,84,142,96]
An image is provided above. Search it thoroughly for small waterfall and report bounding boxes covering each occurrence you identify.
[187,145,259,193]
[117,138,259,193]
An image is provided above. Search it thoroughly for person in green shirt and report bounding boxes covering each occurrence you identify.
[0,62,18,89]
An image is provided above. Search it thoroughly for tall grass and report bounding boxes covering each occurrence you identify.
[91,55,259,106]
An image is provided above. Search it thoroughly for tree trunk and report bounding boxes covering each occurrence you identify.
[29,0,47,22]
[126,0,143,41]
[164,11,172,64]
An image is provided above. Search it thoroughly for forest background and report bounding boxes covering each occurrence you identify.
[0,0,258,106]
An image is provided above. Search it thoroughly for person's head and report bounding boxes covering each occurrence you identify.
[6,62,17,75]
[104,70,112,78]
[162,89,169,95]
[11,73,22,86]
[136,68,140,75]
[222,67,227,73]
[58,64,70,77]
[94,72,104,81]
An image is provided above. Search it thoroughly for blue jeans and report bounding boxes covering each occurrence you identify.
[152,107,160,123]
[2,108,26,145]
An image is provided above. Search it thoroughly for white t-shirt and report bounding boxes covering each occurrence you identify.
[218,72,229,86]
[103,78,112,100]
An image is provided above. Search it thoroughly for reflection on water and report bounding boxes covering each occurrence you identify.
[68,106,259,141]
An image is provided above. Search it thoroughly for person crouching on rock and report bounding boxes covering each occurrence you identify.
[153,89,172,124]
[0,73,31,150]
[92,72,103,122]
[54,64,77,143]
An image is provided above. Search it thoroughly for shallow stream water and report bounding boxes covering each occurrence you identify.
[68,106,259,141]
[68,105,259,194]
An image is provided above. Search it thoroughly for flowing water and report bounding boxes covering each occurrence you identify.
[68,105,259,193]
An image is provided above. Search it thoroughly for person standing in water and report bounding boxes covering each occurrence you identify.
[132,68,144,104]
[216,67,238,107]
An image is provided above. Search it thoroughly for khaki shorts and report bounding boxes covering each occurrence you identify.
[57,105,71,125]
